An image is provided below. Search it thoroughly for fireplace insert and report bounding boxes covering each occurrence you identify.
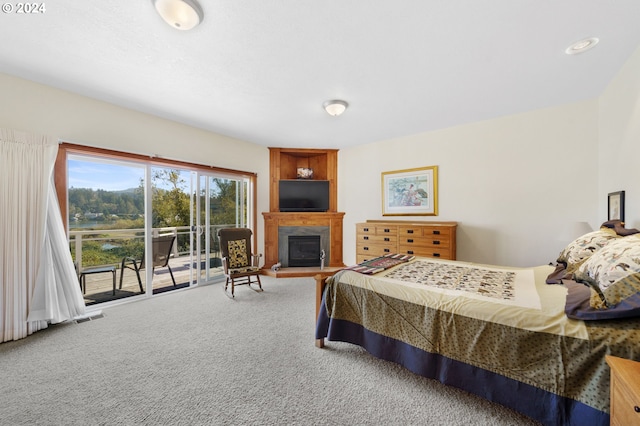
[288,235,321,267]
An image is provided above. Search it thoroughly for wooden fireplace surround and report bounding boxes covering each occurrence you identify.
[262,148,345,277]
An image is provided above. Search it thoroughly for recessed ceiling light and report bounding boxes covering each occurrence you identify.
[565,37,599,55]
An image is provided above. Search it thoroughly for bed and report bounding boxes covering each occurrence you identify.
[314,223,640,426]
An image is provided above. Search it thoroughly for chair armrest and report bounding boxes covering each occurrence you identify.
[121,257,139,270]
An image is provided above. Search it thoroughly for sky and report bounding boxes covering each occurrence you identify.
[68,159,145,191]
[68,157,194,192]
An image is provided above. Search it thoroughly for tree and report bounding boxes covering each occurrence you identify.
[208,178,247,226]
[151,169,191,228]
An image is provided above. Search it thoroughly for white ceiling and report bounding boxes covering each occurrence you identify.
[1,1,640,149]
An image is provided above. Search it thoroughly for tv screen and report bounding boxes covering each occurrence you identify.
[279,180,329,212]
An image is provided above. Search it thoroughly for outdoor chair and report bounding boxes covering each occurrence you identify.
[120,234,177,292]
[218,228,262,297]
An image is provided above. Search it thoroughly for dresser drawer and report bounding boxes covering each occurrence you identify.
[356,243,395,257]
[611,378,640,426]
[356,223,376,235]
[607,355,640,426]
[399,235,450,249]
[357,224,398,236]
[398,246,452,259]
[399,225,453,237]
[421,227,452,237]
[357,234,397,245]
[398,226,424,237]
[374,225,397,236]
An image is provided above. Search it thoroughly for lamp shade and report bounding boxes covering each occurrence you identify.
[570,221,593,239]
[323,100,348,116]
[152,0,204,30]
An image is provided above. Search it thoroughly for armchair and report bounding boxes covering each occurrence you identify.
[217,228,262,297]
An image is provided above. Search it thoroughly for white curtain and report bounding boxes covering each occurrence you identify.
[28,176,86,323]
[1,128,85,343]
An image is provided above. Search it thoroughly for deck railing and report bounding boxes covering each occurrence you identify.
[70,225,233,271]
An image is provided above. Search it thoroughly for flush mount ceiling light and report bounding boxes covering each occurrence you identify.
[565,37,599,55]
[152,0,204,31]
[323,100,348,116]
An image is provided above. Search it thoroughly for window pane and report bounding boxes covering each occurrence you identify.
[68,155,146,304]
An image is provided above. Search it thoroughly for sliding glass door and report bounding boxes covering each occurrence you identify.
[64,149,254,306]
[148,166,194,292]
[68,154,149,304]
[194,173,250,283]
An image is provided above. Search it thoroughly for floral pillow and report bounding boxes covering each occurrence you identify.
[574,235,640,312]
[546,228,620,284]
[228,239,248,268]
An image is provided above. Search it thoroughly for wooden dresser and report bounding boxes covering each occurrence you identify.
[355,220,457,263]
[607,355,640,426]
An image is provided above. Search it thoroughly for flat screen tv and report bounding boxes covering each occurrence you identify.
[279,180,330,212]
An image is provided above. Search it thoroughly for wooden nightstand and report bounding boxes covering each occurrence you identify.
[606,355,640,425]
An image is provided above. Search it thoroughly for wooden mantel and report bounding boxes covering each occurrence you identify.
[264,148,343,277]
[262,211,345,273]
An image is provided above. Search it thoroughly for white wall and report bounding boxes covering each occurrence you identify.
[339,100,600,267]
[0,73,270,253]
[598,45,640,231]
[4,44,639,271]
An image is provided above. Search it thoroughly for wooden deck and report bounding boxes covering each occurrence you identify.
[79,254,224,305]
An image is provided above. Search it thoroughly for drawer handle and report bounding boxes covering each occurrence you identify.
[433,240,440,245]
[407,250,414,255]
[364,247,369,251]
[433,253,441,257]
[407,239,414,243]
[635,406,640,413]
[364,227,369,232]
[364,236,369,240]
[433,230,440,235]
[407,229,414,234]
[384,237,390,241]
[384,228,390,233]
[384,248,390,252]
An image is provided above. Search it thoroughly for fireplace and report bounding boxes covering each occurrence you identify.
[277,226,329,267]
[288,235,321,267]
[262,212,345,274]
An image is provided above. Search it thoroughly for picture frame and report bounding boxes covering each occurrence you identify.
[608,190,625,222]
[382,166,438,216]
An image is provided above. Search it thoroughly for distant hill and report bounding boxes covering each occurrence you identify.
[112,187,139,194]
[68,187,144,218]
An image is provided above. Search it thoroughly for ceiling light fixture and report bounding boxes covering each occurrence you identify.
[565,37,599,55]
[323,100,348,116]
[152,0,204,31]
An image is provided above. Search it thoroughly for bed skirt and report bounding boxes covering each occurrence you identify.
[315,301,609,426]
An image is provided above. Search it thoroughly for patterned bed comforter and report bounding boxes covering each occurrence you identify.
[318,257,640,424]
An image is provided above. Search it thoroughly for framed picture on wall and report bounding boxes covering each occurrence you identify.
[608,190,625,222]
[382,166,438,216]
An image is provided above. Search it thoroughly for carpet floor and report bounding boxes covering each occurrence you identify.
[0,276,540,425]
